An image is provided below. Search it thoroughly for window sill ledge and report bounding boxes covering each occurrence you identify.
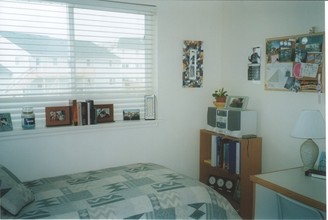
[0,120,159,141]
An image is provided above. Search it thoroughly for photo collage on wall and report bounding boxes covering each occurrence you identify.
[265,33,324,92]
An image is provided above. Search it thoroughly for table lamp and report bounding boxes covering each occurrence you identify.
[290,110,325,171]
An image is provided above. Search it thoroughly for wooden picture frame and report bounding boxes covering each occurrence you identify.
[94,104,114,123]
[265,32,324,92]
[0,113,13,132]
[45,106,71,127]
[224,96,249,110]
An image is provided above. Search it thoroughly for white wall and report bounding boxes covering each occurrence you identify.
[0,1,325,181]
[220,1,325,172]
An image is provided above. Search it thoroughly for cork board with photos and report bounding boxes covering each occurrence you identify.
[265,32,324,92]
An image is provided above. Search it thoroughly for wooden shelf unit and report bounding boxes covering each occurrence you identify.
[199,129,262,219]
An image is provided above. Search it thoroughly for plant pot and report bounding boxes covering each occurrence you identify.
[213,101,225,109]
[213,96,226,109]
[215,97,226,103]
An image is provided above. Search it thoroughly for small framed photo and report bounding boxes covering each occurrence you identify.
[144,95,156,120]
[224,96,249,110]
[123,109,140,120]
[94,104,114,123]
[0,113,13,132]
[45,106,71,127]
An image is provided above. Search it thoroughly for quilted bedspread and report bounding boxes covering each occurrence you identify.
[1,163,241,219]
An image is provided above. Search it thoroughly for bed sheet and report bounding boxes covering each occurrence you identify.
[1,163,241,219]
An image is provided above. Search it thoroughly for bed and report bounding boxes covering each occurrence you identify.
[0,163,241,219]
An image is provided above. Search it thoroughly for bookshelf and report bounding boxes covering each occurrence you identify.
[199,129,262,219]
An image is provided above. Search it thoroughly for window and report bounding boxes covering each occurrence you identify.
[0,0,157,129]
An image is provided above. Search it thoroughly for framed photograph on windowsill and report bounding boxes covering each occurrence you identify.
[224,96,249,110]
[123,109,140,120]
[45,106,71,127]
[94,104,114,123]
[0,113,13,132]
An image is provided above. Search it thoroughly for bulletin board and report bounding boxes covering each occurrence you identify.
[265,32,324,92]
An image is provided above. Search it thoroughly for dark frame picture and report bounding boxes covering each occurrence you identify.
[45,106,71,127]
[0,113,13,132]
[94,104,114,123]
[123,109,140,120]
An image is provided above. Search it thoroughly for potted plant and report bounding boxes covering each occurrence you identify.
[212,88,228,108]
[212,88,228,102]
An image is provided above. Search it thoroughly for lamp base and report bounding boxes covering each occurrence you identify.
[300,138,319,171]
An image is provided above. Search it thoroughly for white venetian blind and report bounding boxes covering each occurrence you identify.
[0,0,156,128]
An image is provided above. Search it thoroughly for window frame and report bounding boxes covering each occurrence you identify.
[0,0,158,132]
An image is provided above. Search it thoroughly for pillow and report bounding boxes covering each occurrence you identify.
[0,164,34,215]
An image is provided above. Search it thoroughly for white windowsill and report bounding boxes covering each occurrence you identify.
[0,120,159,141]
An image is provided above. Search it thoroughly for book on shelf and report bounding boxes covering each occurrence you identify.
[209,136,241,174]
[305,169,326,180]
[223,140,240,174]
[69,99,96,126]
[235,142,240,174]
[77,101,88,125]
[69,99,78,126]
[228,141,237,174]
[223,142,230,171]
[211,135,218,167]
[86,99,95,125]
[218,138,225,168]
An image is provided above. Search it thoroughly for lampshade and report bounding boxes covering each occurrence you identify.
[291,110,325,139]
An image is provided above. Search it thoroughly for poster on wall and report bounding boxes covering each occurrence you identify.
[248,46,261,81]
[265,32,324,92]
[182,40,203,88]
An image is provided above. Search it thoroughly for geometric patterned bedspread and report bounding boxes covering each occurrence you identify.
[1,163,241,219]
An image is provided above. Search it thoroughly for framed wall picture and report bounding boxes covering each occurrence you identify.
[265,32,324,92]
[123,109,140,120]
[144,95,156,120]
[182,40,204,88]
[248,46,261,81]
[0,113,13,132]
[45,106,71,127]
[224,96,249,110]
[94,104,114,123]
